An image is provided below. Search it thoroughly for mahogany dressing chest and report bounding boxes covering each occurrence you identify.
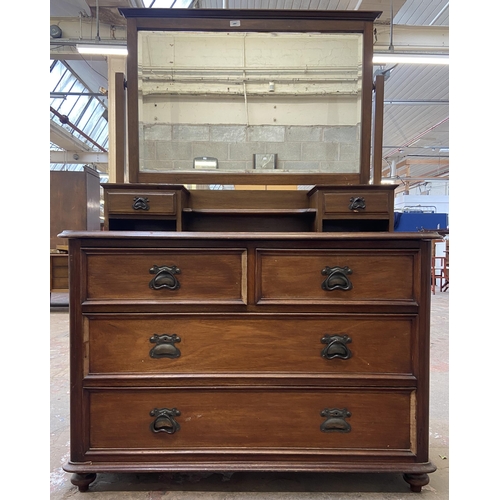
[61,8,437,493]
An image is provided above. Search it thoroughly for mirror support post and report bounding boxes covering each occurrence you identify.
[372,73,385,185]
[113,71,127,184]
[126,17,139,183]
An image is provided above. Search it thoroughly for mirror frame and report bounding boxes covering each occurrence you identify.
[119,8,381,186]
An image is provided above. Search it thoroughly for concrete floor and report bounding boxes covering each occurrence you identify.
[50,291,449,499]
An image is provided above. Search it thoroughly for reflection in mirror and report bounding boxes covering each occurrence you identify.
[138,31,363,179]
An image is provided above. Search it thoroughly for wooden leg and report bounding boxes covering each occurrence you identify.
[403,473,429,492]
[70,473,97,492]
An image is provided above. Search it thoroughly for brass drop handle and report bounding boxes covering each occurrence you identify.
[321,266,353,291]
[149,334,181,359]
[321,334,352,360]
[320,408,351,433]
[348,196,366,211]
[149,264,181,290]
[150,407,181,434]
[132,196,150,211]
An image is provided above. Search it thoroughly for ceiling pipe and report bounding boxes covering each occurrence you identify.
[95,0,100,42]
[51,39,127,47]
[390,160,396,178]
[389,0,394,52]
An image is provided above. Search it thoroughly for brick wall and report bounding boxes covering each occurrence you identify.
[140,123,360,173]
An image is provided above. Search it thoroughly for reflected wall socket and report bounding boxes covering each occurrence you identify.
[253,153,277,169]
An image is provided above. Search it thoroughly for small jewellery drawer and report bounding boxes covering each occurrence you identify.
[323,191,390,215]
[106,190,177,215]
[85,315,414,376]
[87,388,413,453]
[83,248,247,303]
[256,249,416,303]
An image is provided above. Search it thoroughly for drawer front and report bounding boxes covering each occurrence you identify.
[86,315,413,376]
[323,191,389,215]
[256,249,416,303]
[84,249,247,304]
[88,388,412,452]
[107,190,176,215]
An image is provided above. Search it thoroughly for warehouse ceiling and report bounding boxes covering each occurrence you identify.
[50,0,449,192]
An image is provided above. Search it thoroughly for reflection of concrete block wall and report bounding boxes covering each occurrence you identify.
[140,123,359,173]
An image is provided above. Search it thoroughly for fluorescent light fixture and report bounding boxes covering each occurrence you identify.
[373,53,448,65]
[77,44,128,56]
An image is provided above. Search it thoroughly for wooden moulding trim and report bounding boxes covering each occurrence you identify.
[130,19,371,34]
[182,208,316,214]
[136,172,361,185]
[58,230,442,240]
[81,375,418,387]
[64,460,436,474]
[118,8,382,23]
[102,183,190,191]
[81,450,419,460]
[416,239,433,460]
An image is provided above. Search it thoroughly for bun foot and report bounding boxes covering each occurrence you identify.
[403,473,429,492]
[70,473,97,492]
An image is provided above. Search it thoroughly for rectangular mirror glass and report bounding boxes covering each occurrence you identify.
[137,31,363,177]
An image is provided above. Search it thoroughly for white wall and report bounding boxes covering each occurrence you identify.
[138,31,363,127]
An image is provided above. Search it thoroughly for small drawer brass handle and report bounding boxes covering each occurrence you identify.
[150,407,181,434]
[348,196,366,211]
[149,334,181,359]
[321,334,352,360]
[320,408,351,433]
[321,266,353,291]
[149,264,181,290]
[132,196,150,211]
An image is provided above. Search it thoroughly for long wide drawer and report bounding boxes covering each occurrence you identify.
[85,314,414,376]
[83,248,247,304]
[86,388,413,453]
[256,248,417,304]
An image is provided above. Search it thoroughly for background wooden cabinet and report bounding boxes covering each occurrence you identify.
[50,166,101,249]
